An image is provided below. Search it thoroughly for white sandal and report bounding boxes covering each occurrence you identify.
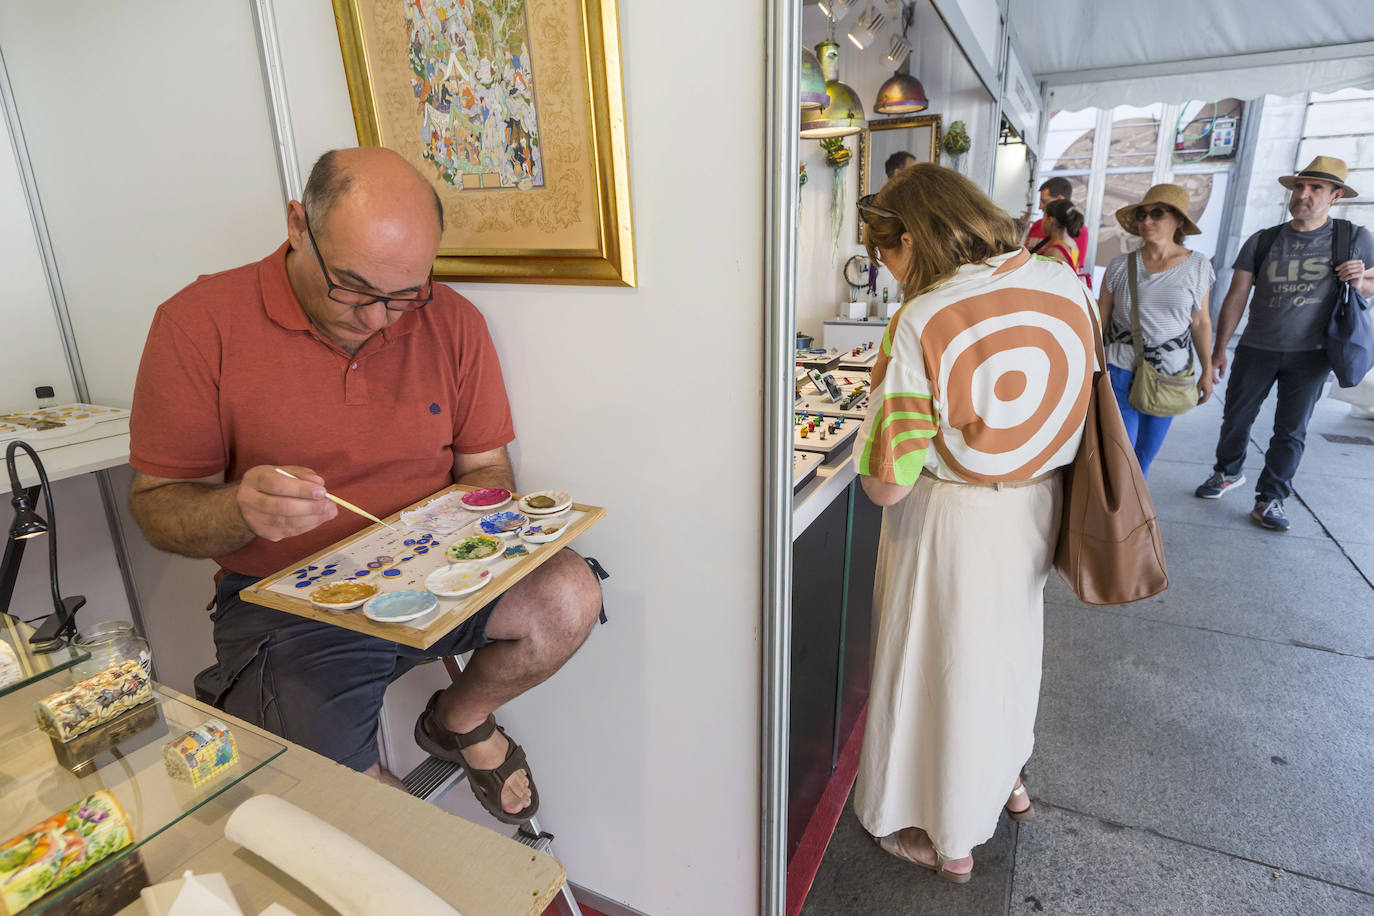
[1005,780,1034,822]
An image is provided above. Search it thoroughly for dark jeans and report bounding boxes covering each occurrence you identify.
[200,572,499,771]
[1213,345,1330,501]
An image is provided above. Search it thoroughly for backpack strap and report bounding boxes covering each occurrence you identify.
[1250,224,1284,276]
[1332,218,1353,267]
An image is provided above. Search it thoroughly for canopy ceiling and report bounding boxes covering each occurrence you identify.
[1008,0,1374,110]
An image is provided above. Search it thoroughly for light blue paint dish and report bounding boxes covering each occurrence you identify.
[363,589,438,623]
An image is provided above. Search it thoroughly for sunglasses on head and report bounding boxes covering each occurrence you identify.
[1134,206,1175,222]
[857,194,904,225]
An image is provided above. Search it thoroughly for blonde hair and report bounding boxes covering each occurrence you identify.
[863,163,1022,295]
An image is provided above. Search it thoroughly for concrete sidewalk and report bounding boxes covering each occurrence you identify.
[801,386,1374,915]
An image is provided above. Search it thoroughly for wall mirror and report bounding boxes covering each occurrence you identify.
[857,114,942,241]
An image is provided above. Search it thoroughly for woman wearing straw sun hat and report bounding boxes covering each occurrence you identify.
[1097,183,1216,477]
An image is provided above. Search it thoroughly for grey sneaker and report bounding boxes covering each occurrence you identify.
[1252,498,1290,531]
[1195,471,1246,499]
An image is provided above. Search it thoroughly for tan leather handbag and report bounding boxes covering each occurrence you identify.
[1055,305,1169,605]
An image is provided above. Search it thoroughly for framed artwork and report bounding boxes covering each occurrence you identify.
[856,114,941,243]
[332,0,636,286]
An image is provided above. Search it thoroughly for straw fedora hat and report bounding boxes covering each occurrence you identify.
[1278,156,1359,198]
[1116,183,1201,237]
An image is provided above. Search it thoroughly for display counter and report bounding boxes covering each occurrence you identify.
[788,437,878,860]
[0,670,565,915]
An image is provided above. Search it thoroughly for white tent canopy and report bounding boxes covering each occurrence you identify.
[1009,0,1374,110]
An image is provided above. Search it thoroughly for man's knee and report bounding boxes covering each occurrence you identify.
[541,549,604,638]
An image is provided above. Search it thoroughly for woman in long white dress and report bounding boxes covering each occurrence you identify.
[853,164,1097,882]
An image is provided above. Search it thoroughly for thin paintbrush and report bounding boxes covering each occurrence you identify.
[273,467,398,531]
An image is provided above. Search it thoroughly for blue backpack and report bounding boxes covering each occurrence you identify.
[1251,219,1372,388]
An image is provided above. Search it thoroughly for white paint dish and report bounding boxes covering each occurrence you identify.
[459,487,512,511]
[424,562,495,599]
[520,520,570,544]
[444,534,504,563]
[363,589,439,623]
[518,490,572,515]
[308,582,379,610]
[477,511,528,537]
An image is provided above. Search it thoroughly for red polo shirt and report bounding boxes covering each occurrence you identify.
[130,243,515,577]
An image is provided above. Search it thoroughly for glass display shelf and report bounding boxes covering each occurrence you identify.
[0,685,285,913]
[0,613,90,699]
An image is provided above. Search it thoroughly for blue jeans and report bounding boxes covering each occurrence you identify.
[1213,345,1330,501]
[1107,365,1174,478]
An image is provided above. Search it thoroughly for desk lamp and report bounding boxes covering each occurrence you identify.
[1,440,86,651]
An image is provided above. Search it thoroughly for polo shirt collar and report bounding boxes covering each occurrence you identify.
[258,241,424,344]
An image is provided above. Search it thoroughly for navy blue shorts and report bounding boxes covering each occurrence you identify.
[199,572,499,771]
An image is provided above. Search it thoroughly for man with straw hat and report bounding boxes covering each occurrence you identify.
[1195,156,1374,530]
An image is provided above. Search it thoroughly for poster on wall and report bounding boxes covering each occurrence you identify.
[331,0,635,285]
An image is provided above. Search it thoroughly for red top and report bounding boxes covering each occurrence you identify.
[1026,217,1092,288]
[130,243,515,577]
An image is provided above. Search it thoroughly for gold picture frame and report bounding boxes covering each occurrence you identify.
[856,114,941,242]
[332,0,635,286]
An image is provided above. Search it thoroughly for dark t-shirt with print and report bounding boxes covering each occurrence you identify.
[1234,218,1374,351]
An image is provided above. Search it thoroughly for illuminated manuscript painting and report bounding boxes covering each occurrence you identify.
[333,0,635,285]
[406,0,544,190]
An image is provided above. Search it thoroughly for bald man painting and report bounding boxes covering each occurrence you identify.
[128,148,603,825]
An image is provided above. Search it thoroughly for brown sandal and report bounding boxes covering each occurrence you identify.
[414,691,539,825]
[875,829,973,884]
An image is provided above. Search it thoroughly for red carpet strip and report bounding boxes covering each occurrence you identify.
[785,704,867,916]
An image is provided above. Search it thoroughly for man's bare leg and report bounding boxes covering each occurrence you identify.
[434,550,602,815]
[363,762,409,791]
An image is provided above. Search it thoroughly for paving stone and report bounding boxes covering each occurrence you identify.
[1294,472,1374,547]
[1144,457,1325,541]
[1011,805,1374,915]
[1340,540,1374,588]
[1033,605,1374,894]
[800,800,1013,916]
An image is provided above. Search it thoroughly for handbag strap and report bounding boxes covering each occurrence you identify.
[1126,250,1195,369]
[1127,252,1146,368]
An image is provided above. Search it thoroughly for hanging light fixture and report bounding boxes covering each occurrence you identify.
[817,0,856,21]
[874,58,928,114]
[873,2,927,114]
[847,1,885,50]
[800,46,829,112]
[801,39,865,139]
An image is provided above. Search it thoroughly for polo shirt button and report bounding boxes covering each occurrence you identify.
[351,362,358,370]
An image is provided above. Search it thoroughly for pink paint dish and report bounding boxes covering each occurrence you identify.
[459,487,512,510]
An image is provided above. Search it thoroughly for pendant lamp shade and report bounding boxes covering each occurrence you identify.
[801,40,865,139]
[800,47,829,112]
[874,68,928,114]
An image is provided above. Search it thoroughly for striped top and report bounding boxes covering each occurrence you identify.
[853,249,1097,486]
[1102,249,1213,375]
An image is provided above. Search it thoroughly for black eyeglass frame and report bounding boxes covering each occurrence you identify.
[302,210,435,311]
[1132,206,1178,223]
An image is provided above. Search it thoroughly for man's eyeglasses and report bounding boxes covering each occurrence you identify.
[303,210,434,311]
[1134,206,1175,223]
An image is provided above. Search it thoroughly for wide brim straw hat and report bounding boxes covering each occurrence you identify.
[1115,183,1201,236]
[1278,155,1359,199]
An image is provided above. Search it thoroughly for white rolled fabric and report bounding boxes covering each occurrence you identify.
[223,795,460,916]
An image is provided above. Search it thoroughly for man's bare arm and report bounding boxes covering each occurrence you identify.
[129,466,336,559]
[453,445,516,491]
[1210,269,1253,381]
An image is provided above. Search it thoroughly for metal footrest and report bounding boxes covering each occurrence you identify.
[403,755,466,803]
[513,824,555,854]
